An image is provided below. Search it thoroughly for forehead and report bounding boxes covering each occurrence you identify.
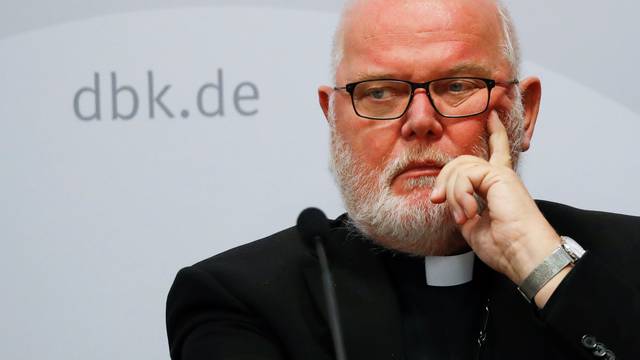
[339,0,507,80]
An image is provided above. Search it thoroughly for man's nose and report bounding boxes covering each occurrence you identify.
[400,91,444,141]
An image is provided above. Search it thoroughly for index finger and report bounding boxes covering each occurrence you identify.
[487,110,512,168]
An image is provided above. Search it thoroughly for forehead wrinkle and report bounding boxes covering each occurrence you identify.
[360,29,481,43]
[348,34,493,62]
[350,71,396,82]
[347,34,498,68]
[347,62,493,84]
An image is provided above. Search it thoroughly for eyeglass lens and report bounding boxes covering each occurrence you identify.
[351,78,489,119]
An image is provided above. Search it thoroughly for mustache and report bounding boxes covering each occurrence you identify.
[381,145,456,187]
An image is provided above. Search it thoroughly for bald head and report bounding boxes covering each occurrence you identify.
[330,0,520,82]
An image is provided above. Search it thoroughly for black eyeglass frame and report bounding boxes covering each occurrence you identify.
[334,77,520,120]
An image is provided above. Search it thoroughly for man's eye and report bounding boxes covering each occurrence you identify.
[432,79,484,97]
[448,81,470,92]
[365,88,390,99]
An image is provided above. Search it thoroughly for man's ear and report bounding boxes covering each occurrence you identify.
[518,77,542,152]
[318,85,333,123]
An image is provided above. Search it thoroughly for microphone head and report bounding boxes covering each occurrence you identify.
[297,207,331,242]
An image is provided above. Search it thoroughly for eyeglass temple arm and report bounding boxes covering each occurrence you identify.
[495,79,520,87]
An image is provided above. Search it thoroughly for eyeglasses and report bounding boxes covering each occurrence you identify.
[334,77,519,120]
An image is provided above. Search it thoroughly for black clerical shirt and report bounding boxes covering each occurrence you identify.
[384,253,488,360]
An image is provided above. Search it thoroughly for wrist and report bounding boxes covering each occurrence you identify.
[505,225,561,284]
[517,236,586,304]
[533,265,572,308]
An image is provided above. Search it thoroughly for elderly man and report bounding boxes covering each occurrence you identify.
[167,0,639,359]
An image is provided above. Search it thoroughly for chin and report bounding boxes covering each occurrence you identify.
[395,194,434,213]
[346,187,463,256]
[393,176,436,195]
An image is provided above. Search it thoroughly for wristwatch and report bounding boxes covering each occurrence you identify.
[517,236,586,302]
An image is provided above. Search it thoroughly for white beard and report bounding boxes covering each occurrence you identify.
[329,99,525,256]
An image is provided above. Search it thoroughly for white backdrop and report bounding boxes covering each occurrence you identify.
[0,2,638,359]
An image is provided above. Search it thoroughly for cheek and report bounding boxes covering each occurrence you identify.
[336,116,401,170]
[361,129,399,169]
[443,120,487,154]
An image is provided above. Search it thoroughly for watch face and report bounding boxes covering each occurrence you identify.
[561,236,587,258]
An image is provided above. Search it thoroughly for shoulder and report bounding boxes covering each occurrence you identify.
[166,225,311,359]
[536,199,640,229]
[536,199,640,269]
[189,225,312,283]
[536,200,640,241]
[167,224,313,330]
[167,214,353,326]
[181,213,351,287]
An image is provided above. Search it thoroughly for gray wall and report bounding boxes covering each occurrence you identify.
[0,1,638,359]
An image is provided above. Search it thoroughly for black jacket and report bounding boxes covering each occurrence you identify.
[167,200,640,359]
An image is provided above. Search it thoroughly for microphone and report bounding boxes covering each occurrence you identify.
[297,208,347,360]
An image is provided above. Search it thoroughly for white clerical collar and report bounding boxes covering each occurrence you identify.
[424,251,475,286]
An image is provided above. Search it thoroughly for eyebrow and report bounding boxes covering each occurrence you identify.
[447,63,493,78]
[346,63,494,84]
[349,71,396,83]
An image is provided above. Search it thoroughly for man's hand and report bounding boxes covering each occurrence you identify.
[430,111,567,307]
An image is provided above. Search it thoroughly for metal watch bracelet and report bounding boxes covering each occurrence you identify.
[517,236,586,302]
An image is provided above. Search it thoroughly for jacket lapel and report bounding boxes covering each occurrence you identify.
[303,217,405,360]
